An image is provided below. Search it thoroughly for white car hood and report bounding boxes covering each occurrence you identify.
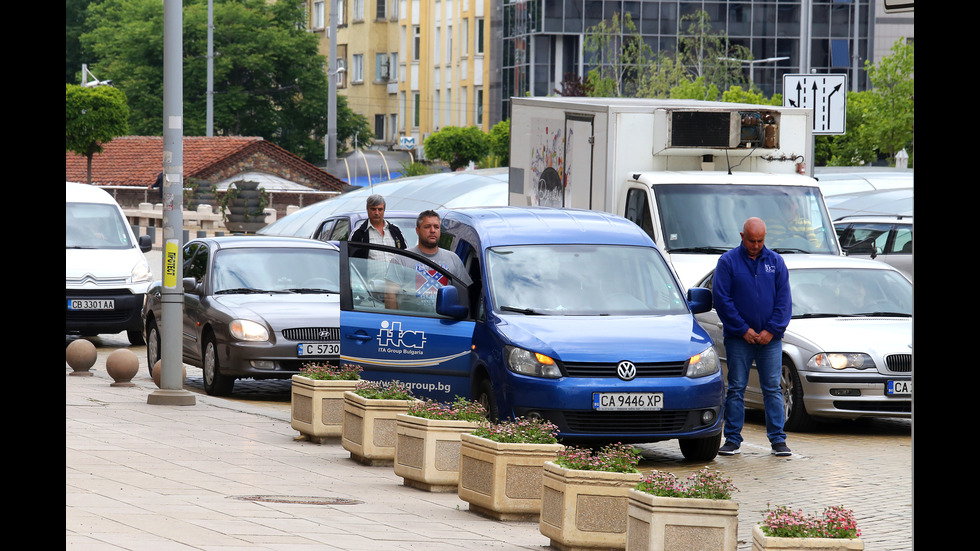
[787,317,912,362]
[66,247,149,288]
[667,254,721,290]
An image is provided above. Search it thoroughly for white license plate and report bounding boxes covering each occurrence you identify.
[68,299,115,310]
[297,343,339,356]
[593,392,663,411]
[887,380,911,395]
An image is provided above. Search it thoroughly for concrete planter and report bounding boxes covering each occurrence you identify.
[751,525,864,551]
[393,413,481,492]
[341,391,417,466]
[290,376,359,443]
[458,433,564,521]
[539,461,643,551]
[626,490,739,551]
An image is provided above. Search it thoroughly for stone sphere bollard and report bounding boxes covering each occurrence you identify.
[152,360,186,389]
[106,349,140,387]
[66,339,97,377]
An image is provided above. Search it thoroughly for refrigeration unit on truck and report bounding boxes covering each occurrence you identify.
[508,97,842,288]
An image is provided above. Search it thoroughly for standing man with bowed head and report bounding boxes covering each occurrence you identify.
[349,194,408,260]
[713,217,793,457]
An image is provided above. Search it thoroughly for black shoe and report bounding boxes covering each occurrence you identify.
[718,441,740,455]
[771,442,792,457]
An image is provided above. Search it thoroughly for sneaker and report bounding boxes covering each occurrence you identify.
[771,442,792,457]
[718,441,740,455]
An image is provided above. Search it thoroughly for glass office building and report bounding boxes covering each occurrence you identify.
[497,0,876,118]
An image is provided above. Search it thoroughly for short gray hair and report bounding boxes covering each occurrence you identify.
[366,194,386,209]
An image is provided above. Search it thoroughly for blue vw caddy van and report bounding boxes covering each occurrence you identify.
[338,207,723,460]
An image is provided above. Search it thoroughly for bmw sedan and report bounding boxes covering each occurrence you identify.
[694,255,912,431]
[143,236,341,396]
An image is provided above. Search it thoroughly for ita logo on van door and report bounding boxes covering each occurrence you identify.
[377,320,426,353]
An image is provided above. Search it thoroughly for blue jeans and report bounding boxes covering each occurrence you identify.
[723,337,786,446]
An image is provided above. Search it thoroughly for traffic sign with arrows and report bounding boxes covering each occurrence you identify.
[783,74,847,135]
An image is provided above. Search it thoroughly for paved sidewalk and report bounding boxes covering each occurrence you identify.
[67,342,913,551]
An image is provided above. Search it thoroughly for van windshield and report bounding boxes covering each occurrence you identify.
[486,244,689,316]
[654,184,839,255]
[66,202,134,250]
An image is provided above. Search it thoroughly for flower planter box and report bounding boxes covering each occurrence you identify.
[539,461,643,551]
[290,376,359,443]
[393,413,481,492]
[626,489,739,551]
[341,391,416,466]
[751,525,864,551]
[458,432,564,521]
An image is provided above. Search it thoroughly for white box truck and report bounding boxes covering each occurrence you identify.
[508,97,842,288]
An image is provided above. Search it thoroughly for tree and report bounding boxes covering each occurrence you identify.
[583,12,655,97]
[423,126,490,171]
[488,120,511,167]
[66,83,130,184]
[864,39,914,165]
[675,10,752,93]
[80,0,371,163]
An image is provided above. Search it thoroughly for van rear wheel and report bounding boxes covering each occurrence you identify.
[679,433,721,461]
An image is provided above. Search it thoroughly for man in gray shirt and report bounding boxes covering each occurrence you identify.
[388,210,472,310]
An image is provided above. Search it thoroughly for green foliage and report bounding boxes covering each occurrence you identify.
[353,380,416,400]
[721,86,782,106]
[554,443,642,473]
[298,362,362,381]
[66,83,130,183]
[79,0,372,162]
[583,12,654,97]
[399,159,437,177]
[669,76,720,101]
[488,119,510,166]
[635,468,738,500]
[472,417,560,444]
[407,397,486,421]
[423,126,490,170]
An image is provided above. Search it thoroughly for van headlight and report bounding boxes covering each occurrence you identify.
[230,319,270,342]
[686,346,719,378]
[131,259,152,283]
[505,346,562,378]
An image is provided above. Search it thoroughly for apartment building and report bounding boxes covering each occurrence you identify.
[307,0,491,153]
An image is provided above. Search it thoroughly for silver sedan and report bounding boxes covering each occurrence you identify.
[694,255,912,431]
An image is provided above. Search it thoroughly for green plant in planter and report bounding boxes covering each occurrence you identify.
[760,504,861,539]
[299,362,362,381]
[407,396,486,421]
[219,180,269,222]
[472,416,560,444]
[554,442,642,473]
[635,467,738,500]
[352,379,416,400]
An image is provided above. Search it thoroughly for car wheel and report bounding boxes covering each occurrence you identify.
[128,327,145,346]
[146,318,161,376]
[679,432,721,461]
[781,358,817,432]
[202,334,235,396]
[476,378,499,421]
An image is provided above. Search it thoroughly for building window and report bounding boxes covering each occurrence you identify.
[476,18,484,54]
[413,26,421,61]
[352,54,364,83]
[375,114,386,141]
[353,0,364,21]
[461,20,469,56]
[413,92,420,127]
[313,0,325,29]
[389,52,399,81]
[376,53,390,81]
[475,87,483,125]
[376,0,386,20]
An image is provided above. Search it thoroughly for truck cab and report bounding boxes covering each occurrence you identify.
[338,207,724,460]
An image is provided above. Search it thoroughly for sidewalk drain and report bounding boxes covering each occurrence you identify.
[235,495,363,505]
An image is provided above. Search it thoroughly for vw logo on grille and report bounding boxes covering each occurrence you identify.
[617,361,637,381]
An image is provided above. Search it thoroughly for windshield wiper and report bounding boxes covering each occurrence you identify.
[772,248,812,254]
[215,288,290,294]
[669,246,733,254]
[793,313,856,319]
[286,288,338,294]
[855,311,912,318]
[500,305,548,315]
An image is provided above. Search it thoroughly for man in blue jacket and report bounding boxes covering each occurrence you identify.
[713,217,793,457]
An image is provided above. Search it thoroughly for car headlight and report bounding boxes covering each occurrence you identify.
[229,319,270,342]
[131,259,152,283]
[686,346,719,378]
[807,353,875,370]
[505,346,562,378]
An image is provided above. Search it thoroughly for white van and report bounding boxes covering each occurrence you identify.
[66,182,153,344]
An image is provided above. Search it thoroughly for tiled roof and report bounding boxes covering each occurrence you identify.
[66,136,345,191]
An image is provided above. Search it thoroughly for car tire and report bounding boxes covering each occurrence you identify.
[475,377,499,421]
[203,334,235,396]
[128,327,145,346]
[679,432,721,461]
[782,358,817,432]
[146,317,161,376]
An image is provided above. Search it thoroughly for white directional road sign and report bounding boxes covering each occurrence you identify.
[783,74,847,135]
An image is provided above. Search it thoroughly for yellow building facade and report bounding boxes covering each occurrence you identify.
[306,0,491,154]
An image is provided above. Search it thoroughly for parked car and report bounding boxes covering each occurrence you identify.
[143,236,342,396]
[834,214,913,282]
[694,255,912,431]
[66,182,154,345]
[311,210,419,248]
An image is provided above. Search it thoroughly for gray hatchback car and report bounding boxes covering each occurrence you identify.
[694,255,912,431]
[143,236,341,395]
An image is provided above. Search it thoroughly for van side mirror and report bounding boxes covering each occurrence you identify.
[686,287,712,314]
[436,286,468,319]
[138,234,153,253]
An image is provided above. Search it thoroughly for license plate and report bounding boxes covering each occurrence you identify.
[297,343,339,356]
[68,299,115,310]
[887,380,911,395]
[593,392,663,411]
